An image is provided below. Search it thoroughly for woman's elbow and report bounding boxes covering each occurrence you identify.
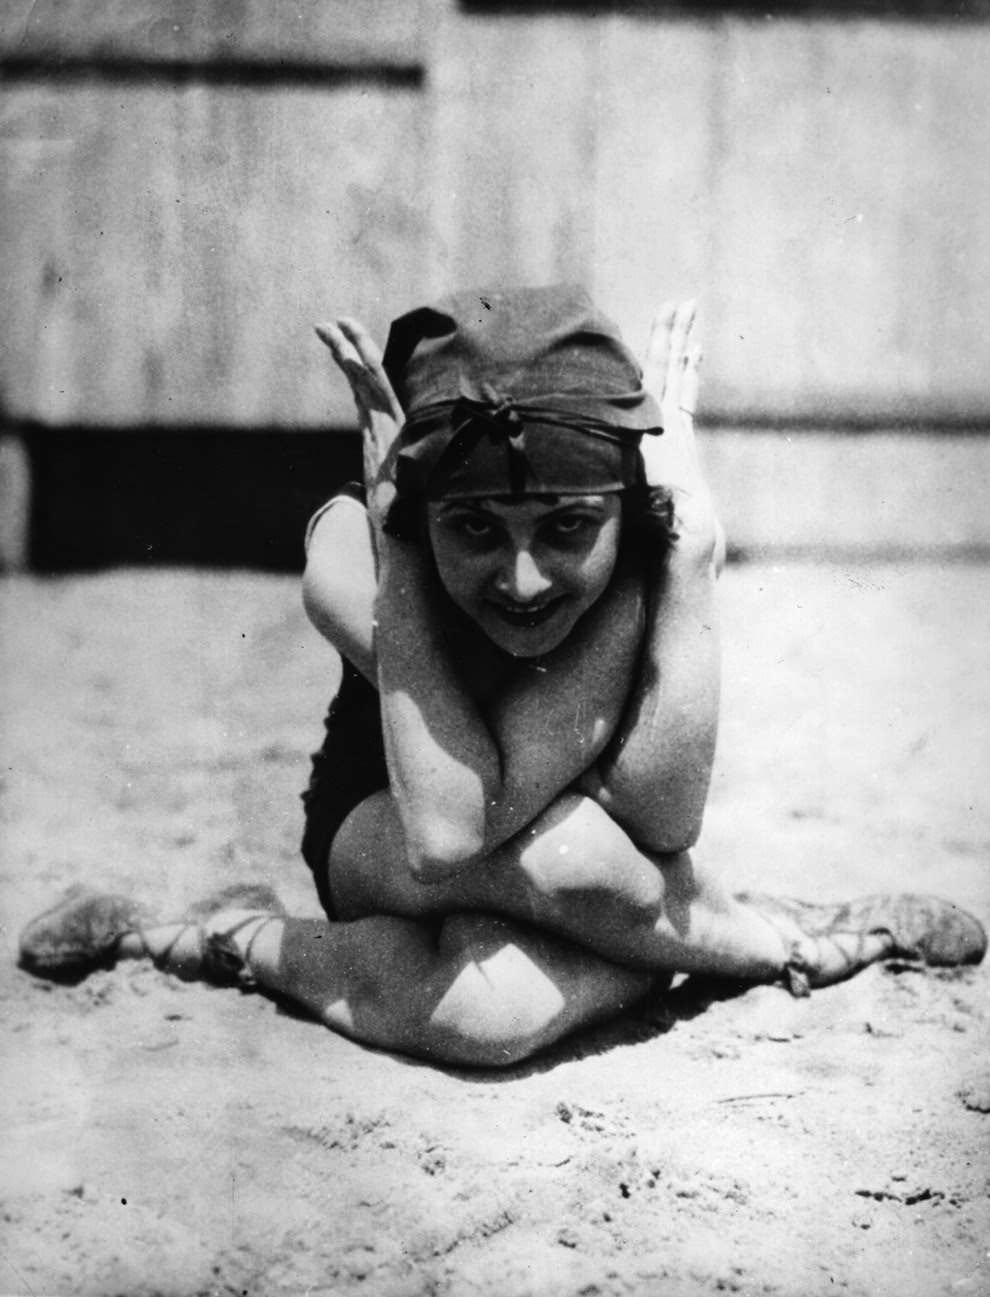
[302,566,374,675]
[617,797,705,857]
[643,818,702,856]
[301,565,336,637]
[404,816,485,883]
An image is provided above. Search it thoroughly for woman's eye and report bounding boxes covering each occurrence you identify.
[461,518,493,538]
[549,514,593,539]
[449,515,495,542]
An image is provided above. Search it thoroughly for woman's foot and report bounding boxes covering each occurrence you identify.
[19,882,286,986]
[739,892,987,965]
[737,891,987,994]
[18,885,153,984]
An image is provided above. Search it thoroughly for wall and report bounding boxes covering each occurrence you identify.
[0,0,431,429]
[1,1,988,561]
[429,9,990,425]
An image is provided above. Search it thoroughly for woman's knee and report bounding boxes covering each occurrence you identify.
[327,791,412,917]
[424,917,569,1067]
[518,794,666,919]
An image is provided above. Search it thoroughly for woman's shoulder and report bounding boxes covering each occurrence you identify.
[303,483,368,554]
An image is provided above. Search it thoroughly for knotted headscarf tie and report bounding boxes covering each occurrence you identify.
[382,286,663,501]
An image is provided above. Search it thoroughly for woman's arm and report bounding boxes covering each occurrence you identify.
[580,543,719,852]
[374,534,643,879]
[301,496,378,683]
[312,320,491,873]
[579,301,723,853]
[473,560,644,845]
[373,536,493,872]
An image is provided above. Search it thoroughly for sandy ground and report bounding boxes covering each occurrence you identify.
[1,561,988,1297]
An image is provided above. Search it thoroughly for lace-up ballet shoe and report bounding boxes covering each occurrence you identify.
[739,891,987,970]
[18,885,153,984]
[183,883,286,987]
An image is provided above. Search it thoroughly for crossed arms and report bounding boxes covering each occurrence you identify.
[305,303,722,877]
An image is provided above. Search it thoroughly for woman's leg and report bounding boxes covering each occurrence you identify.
[328,789,896,984]
[116,907,652,1067]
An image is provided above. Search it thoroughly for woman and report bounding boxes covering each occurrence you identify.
[19,286,985,1067]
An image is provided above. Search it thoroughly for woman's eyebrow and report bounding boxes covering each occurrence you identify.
[433,501,494,518]
[549,498,606,513]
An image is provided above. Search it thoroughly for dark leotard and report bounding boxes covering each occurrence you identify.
[299,486,389,919]
[300,657,388,920]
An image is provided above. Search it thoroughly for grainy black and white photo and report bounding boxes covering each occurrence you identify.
[2,2,989,1295]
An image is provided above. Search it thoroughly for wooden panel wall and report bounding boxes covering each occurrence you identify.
[430,9,990,424]
[705,19,990,422]
[427,13,602,289]
[1,2,988,429]
[0,0,429,428]
[2,81,428,426]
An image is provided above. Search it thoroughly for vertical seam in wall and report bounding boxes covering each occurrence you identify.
[588,11,605,282]
[422,0,451,299]
[704,14,729,311]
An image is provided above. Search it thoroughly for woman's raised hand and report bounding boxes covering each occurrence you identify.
[315,318,404,527]
[641,300,724,566]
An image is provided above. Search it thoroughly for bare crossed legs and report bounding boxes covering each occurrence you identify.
[101,786,890,1068]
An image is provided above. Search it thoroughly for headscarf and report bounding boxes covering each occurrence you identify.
[382,285,662,500]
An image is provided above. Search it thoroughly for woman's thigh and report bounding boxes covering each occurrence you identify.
[326,789,790,979]
[257,911,652,1066]
[327,788,670,953]
[418,914,653,1065]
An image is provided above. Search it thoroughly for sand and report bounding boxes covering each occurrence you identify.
[1,562,988,1297]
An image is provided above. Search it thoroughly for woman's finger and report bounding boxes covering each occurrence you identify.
[315,321,373,408]
[336,318,405,421]
[643,301,677,404]
[315,319,401,433]
[314,320,360,373]
[679,344,703,418]
[664,299,696,410]
[316,317,402,514]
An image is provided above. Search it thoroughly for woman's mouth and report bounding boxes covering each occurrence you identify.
[487,596,566,629]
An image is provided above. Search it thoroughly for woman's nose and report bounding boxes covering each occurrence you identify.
[497,547,553,602]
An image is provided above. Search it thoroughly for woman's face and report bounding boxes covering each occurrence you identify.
[426,494,623,659]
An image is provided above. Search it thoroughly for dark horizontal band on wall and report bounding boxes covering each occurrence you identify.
[460,0,990,20]
[0,54,425,88]
[5,420,990,570]
[696,412,990,435]
[7,414,987,438]
[11,424,362,572]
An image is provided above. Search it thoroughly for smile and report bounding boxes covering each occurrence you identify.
[487,597,566,628]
